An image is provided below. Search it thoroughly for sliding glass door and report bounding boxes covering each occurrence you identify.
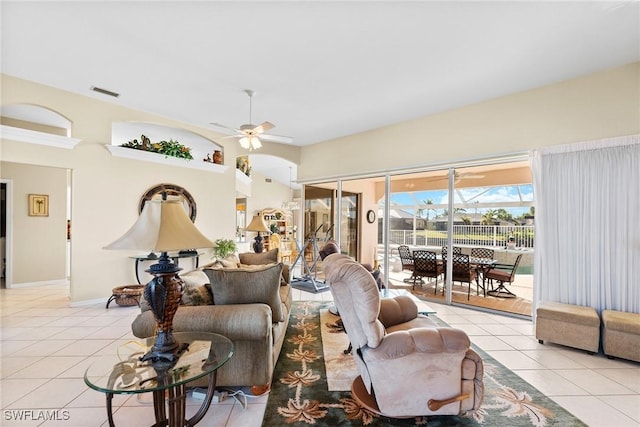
[301,159,534,316]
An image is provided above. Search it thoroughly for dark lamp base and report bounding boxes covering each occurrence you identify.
[140,335,189,368]
[253,234,264,253]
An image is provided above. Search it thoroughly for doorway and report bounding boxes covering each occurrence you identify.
[0,164,70,289]
[1,181,9,288]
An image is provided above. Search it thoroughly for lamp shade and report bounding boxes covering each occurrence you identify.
[104,197,213,252]
[245,213,269,233]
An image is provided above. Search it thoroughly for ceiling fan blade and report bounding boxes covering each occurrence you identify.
[253,121,275,134]
[260,133,294,144]
[209,122,241,135]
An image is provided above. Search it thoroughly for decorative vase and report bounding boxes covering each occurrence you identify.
[213,150,223,164]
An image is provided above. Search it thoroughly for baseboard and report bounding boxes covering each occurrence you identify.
[8,278,68,288]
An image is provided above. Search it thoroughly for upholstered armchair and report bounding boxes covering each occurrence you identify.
[323,252,484,418]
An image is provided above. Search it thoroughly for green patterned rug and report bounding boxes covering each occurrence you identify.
[261,301,587,426]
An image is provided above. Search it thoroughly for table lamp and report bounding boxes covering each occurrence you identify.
[246,213,270,253]
[104,195,213,366]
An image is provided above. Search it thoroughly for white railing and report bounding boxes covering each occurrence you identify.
[386,225,535,248]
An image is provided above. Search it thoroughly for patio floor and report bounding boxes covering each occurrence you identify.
[387,270,534,317]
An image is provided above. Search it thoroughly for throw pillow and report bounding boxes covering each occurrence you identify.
[239,248,278,265]
[180,270,212,306]
[204,263,284,322]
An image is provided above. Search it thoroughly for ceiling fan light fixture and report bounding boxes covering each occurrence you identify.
[239,135,262,151]
[250,136,262,150]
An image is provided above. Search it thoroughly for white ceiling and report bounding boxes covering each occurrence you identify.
[2,1,639,185]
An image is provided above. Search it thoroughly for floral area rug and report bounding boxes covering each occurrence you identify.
[261,301,587,427]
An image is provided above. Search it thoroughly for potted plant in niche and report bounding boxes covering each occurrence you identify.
[120,134,193,160]
[213,238,237,260]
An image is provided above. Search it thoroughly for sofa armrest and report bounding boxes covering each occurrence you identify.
[131,303,273,342]
[364,327,471,361]
[378,295,418,328]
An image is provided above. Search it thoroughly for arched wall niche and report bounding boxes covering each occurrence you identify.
[111,121,223,164]
[1,103,72,137]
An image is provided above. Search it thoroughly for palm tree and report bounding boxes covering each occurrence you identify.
[496,208,515,223]
[481,209,498,225]
[422,199,435,221]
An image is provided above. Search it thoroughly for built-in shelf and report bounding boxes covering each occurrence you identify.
[106,145,228,173]
[235,168,252,184]
[0,125,81,149]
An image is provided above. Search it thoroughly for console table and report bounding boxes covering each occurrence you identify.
[130,252,202,284]
[84,332,233,427]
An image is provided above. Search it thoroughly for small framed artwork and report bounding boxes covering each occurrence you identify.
[29,194,49,217]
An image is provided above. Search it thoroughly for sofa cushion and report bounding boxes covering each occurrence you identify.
[204,263,285,322]
[239,249,278,265]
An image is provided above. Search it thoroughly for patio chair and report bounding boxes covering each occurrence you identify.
[441,245,462,259]
[470,248,495,296]
[485,254,522,298]
[397,245,417,284]
[470,247,494,260]
[444,253,479,300]
[410,250,443,290]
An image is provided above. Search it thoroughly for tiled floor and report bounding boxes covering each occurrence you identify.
[1,283,638,426]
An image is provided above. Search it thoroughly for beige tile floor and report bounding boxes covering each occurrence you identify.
[1,283,638,426]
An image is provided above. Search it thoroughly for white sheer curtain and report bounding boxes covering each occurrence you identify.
[530,135,640,315]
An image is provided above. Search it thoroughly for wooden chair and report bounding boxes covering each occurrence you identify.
[397,245,416,284]
[486,254,522,298]
[444,253,479,300]
[411,250,443,291]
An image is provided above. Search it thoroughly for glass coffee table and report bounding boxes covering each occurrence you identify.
[85,332,233,427]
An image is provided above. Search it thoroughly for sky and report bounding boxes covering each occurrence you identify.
[387,184,534,217]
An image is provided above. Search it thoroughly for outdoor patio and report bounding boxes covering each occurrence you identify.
[381,244,534,317]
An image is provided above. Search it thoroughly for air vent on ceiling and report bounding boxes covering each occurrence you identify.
[90,86,120,98]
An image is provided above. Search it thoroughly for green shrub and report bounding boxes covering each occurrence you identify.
[213,238,237,259]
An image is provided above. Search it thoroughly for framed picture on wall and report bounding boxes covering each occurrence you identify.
[29,194,49,217]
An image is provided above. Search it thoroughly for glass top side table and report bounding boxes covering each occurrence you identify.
[129,251,203,284]
[85,332,233,427]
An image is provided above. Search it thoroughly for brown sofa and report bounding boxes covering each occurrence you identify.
[131,249,292,388]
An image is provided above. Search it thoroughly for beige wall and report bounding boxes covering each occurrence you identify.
[0,74,297,302]
[298,62,640,182]
[0,162,67,284]
[2,61,638,302]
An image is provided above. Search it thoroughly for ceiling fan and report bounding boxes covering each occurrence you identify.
[210,89,293,150]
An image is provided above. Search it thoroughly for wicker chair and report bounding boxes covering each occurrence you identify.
[410,250,443,290]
